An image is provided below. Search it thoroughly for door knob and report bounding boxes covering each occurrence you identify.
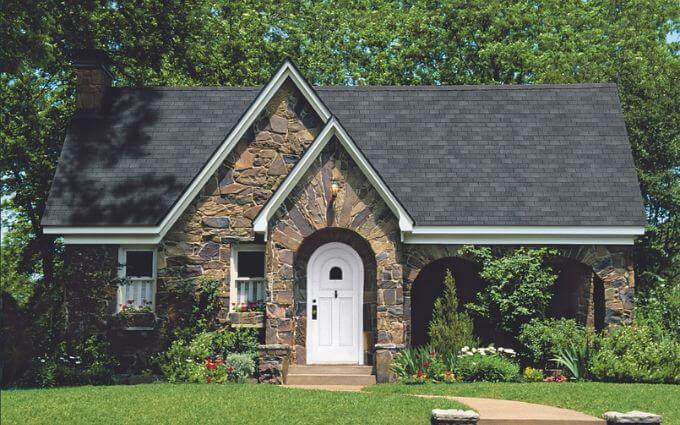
[312,304,317,320]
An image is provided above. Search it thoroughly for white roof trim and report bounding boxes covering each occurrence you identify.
[402,225,645,245]
[44,60,332,244]
[253,117,414,237]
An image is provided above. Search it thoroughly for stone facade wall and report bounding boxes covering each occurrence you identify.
[157,80,322,326]
[265,138,403,368]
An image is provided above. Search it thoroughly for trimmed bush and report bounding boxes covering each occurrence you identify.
[518,318,590,367]
[589,324,680,384]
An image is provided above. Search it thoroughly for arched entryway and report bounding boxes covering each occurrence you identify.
[293,228,378,365]
[306,242,364,364]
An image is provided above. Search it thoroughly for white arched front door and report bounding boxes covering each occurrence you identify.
[306,242,363,364]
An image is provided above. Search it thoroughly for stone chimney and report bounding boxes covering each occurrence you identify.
[72,49,112,113]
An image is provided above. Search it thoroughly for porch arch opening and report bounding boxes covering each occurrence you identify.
[410,257,488,347]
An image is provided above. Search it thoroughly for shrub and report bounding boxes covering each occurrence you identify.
[224,353,256,383]
[428,270,478,356]
[23,335,119,388]
[159,328,258,383]
[455,348,520,382]
[518,318,589,367]
[523,367,544,382]
[462,246,558,337]
[589,324,680,384]
[636,278,680,341]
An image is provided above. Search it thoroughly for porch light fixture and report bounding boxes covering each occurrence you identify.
[331,182,340,199]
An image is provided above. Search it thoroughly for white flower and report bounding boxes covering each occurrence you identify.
[40,359,46,363]
[462,346,470,351]
[75,361,82,365]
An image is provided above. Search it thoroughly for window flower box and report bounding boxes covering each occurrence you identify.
[111,308,157,330]
[228,311,265,328]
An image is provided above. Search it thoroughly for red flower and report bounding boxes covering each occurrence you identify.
[417,369,424,378]
[207,376,212,383]
[423,361,431,369]
[430,351,436,358]
[227,367,234,373]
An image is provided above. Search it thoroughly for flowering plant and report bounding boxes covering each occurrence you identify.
[544,374,568,383]
[523,366,545,382]
[231,300,265,312]
[119,299,153,314]
[403,368,428,384]
[202,353,255,384]
[459,344,516,358]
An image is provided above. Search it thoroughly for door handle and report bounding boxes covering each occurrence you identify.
[334,290,338,298]
[312,304,317,320]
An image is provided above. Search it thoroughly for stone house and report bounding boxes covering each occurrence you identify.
[42,51,646,384]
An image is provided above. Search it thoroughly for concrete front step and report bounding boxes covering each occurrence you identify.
[288,365,374,375]
[286,365,376,386]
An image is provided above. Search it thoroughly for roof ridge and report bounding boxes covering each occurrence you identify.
[315,83,617,90]
[110,83,616,92]
[111,86,262,91]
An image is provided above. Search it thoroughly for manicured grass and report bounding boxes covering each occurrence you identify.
[0,383,465,425]
[368,382,680,425]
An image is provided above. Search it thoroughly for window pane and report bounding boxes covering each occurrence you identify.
[329,266,343,280]
[126,251,153,277]
[238,251,264,278]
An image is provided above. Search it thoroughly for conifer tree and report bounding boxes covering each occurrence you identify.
[428,270,478,355]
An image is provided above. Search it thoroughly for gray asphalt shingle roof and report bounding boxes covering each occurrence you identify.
[42,83,646,227]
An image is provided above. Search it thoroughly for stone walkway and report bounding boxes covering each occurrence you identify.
[282,385,605,424]
[416,395,604,425]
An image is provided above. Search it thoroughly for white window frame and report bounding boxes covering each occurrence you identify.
[229,244,266,311]
[117,246,157,313]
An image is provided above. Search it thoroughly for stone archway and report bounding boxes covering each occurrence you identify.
[557,246,635,325]
[293,228,377,364]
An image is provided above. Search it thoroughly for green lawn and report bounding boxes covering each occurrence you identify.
[368,382,679,425]
[0,383,464,425]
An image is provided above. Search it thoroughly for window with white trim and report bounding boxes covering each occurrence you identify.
[117,247,156,313]
[230,244,265,311]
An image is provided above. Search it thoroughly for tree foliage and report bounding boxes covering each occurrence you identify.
[428,269,478,355]
[463,247,559,336]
